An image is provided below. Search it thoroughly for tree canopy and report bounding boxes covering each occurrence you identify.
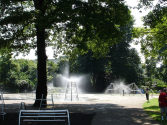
[132,0,167,88]
[134,1,167,63]
[0,0,132,56]
[0,0,133,106]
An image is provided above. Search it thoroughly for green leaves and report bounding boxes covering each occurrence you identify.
[142,9,167,59]
[0,0,132,58]
[0,0,36,52]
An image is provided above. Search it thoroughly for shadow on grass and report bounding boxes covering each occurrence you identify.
[144,105,159,110]
[144,110,160,120]
[143,105,167,125]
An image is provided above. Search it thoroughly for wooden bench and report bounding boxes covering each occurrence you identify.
[18,110,70,125]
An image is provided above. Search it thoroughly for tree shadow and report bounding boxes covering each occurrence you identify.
[0,110,95,125]
[70,112,96,125]
[143,105,161,122]
[143,105,159,110]
[0,102,160,125]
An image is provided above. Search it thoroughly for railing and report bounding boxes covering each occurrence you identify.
[65,81,79,101]
[39,94,55,110]
[0,93,6,120]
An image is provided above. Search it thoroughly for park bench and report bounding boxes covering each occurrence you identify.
[18,109,70,125]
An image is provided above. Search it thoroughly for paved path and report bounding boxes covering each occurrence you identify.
[57,94,160,125]
[2,93,160,125]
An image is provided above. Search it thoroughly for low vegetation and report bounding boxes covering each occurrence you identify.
[143,98,167,124]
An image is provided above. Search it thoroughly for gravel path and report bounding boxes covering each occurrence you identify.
[2,93,160,125]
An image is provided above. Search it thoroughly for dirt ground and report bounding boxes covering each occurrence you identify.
[0,93,160,125]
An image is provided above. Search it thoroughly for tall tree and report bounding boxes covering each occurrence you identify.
[70,51,108,92]
[136,0,167,62]
[0,0,132,106]
[108,42,143,84]
[134,0,167,87]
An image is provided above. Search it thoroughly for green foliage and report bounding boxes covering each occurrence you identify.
[142,58,167,89]
[0,51,12,86]
[0,57,59,92]
[0,0,135,101]
[158,65,167,83]
[134,2,167,89]
[0,51,35,92]
[55,57,69,74]
[47,60,58,82]
[70,42,143,92]
[145,58,157,79]
[132,27,149,38]
[5,59,37,92]
[106,42,144,85]
[67,4,133,58]
[69,19,143,92]
[140,5,167,62]
[70,51,107,92]
[153,78,167,88]
[105,21,144,85]
[0,0,133,57]
[0,0,35,52]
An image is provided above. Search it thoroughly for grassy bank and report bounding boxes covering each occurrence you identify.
[143,98,167,124]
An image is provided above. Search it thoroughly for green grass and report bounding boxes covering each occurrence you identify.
[143,98,167,124]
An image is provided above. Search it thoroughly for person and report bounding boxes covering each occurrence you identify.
[158,88,167,121]
[145,88,149,102]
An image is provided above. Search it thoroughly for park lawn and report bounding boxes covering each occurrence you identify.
[143,98,167,124]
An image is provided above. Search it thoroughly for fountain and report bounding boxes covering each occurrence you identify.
[105,82,131,94]
[65,80,79,101]
[50,62,88,101]
[105,81,142,95]
[128,83,143,94]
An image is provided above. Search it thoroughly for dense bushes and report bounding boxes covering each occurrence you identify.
[0,57,37,92]
[0,54,58,92]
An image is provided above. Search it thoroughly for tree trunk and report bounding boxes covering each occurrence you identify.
[33,0,47,107]
[33,27,47,107]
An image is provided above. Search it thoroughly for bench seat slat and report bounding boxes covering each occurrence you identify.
[21,116,67,118]
[21,110,68,112]
[22,113,66,115]
[23,119,66,122]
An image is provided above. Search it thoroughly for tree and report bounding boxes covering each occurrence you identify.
[0,54,37,92]
[103,20,144,85]
[108,43,143,84]
[0,0,132,106]
[134,0,167,88]
[135,0,167,63]
[0,49,12,86]
[70,51,108,92]
[70,20,144,91]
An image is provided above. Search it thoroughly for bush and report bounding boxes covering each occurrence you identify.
[152,78,167,91]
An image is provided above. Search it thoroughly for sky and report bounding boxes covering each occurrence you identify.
[15,0,153,62]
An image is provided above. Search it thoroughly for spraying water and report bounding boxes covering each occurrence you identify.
[49,62,90,101]
[105,81,131,94]
[105,81,142,94]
